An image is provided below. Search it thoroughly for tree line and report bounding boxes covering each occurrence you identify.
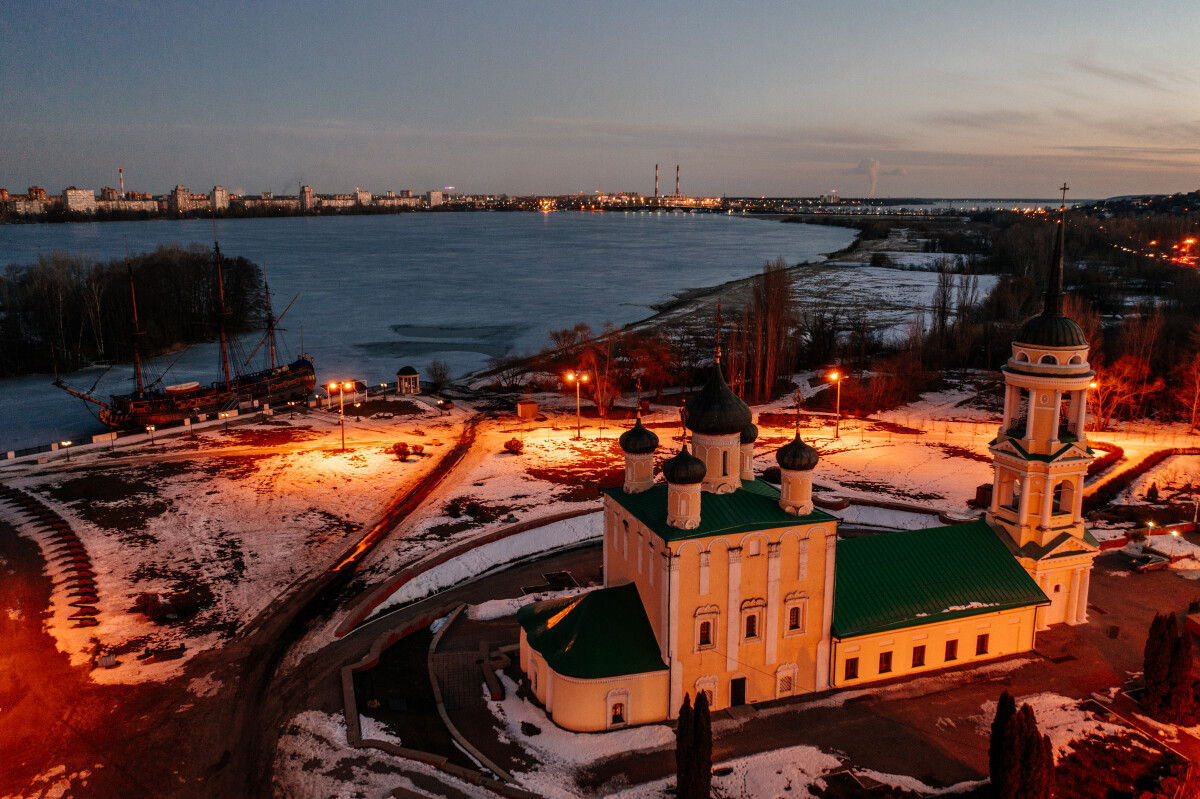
[0,244,264,377]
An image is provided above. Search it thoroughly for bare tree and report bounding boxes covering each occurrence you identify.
[426,359,452,392]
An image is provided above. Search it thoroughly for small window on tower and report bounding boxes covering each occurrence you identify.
[699,621,713,648]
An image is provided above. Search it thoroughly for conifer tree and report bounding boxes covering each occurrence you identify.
[1017,705,1055,799]
[1144,612,1173,715]
[1162,625,1196,724]
[692,690,713,799]
[989,690,1017,789]
[676,694,694,798]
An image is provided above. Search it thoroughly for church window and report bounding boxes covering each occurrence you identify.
[722,450,729,476]
[976,634,989,655]
[945,640,959,661]
[844,658,859,680]
[611,703,625,725]
[1070,354,1083,365]
[878,651,893,674]
[778,675,793,694]
[912,645,926,667]
[1053,584,1061,593]
[784,593,808,638]
[1040,354,1058,365]
[744,613,759,640]
[695,608,720,651]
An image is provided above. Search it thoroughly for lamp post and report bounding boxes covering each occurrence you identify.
[1088,381,1098,432]
[1172,529,1180,560]
[828,370,843,439]
[61,440,72,461]
[146,425,155,445]
[565,370,589,440]
[329,381,353,452]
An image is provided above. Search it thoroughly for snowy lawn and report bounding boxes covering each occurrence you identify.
[975,693,1131,762]
[274,710,493,799]
[3,407,455,683]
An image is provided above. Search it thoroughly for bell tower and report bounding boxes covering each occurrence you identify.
[987,185,1099,628]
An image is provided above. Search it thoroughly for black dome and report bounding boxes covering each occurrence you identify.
[685,366,752,436]
[618,418,659,454]
[777,434,819,471]
[398,365,419,376]
[740,422,759,444]
[663,446,706,485]
[1014,314,1088,349]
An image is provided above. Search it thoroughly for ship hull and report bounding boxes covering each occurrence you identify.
[98,358,316,429]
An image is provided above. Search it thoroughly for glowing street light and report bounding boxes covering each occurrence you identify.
[565,370,589,440]
[329,380,355,452]
[146,425,156,445]
[1088,381,1098,431]
[828,370,843,439]
[61,440,72,461]
[1172,529,1180,560]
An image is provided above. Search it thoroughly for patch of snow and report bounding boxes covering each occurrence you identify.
[976,693,1129,761]
[854,770,985,796]
[370,512,601,617]
[467,584,603,621]
[358,714,403,746]
[486,671,674,798]
[186,673,223,698]
[274,710,493,799]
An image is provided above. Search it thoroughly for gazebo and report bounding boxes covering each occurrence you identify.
[397,366,420,395]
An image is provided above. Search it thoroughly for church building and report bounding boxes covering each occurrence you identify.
[518,198,1097,732]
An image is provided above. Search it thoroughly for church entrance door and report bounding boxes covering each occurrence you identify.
[730,677,746,706]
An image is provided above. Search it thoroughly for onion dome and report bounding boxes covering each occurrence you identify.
[1015,198,1088,349]
[618,417,659,454]
[777,434,819,472]
[663,446,706,485]
[684,366,752,436]
[740,422,759,444]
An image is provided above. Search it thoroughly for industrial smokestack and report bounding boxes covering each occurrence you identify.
[655,164,659,198]
[675,165,680,197]
[119,167,124,198]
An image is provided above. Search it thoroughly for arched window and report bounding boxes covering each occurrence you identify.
[1069,354,1083,365]
[722,450,729,476]
[1016,351,1030,362]
[745,614,758,639]
[699,620,712,647]
[611,702,625,725]
[1040,354,1058,365]
[788,606,801,630]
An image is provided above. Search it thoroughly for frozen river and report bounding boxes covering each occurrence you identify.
[0,212,855,451]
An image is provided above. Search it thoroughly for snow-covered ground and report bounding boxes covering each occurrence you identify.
[274,710,494,799]
[0,401,459,683]
[975,693,1131,762]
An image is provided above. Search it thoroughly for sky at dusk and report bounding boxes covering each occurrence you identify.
[3,1,1200,199]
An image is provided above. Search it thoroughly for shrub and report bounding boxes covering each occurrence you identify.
[504,438,524,455]
[410,443,424,456]
[1147,482,1160,502]
[392,441,410,461]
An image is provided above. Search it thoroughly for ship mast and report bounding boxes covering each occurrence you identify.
[212,214,232,386]
[264,277,277,370]
[127,255,145,396]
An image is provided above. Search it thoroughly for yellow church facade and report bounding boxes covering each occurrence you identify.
[517,195,1094,732]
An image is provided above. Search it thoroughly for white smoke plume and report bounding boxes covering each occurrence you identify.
[849,158,906,198]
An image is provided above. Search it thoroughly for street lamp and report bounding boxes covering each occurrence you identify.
[329,381,353,452]
[1088,381,1098,431]
[146,425,155,445]
[828,370,843,439]
[565,370,589,440]
[61,440,72,461]
[1172,529,1180,560]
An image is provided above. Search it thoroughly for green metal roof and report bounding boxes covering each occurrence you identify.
[603,479,838,543]
[517,583,667,679]
[990,438,1093,463]
[832,520,1049,639]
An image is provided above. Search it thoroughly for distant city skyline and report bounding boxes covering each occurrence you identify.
[3,2,1199,199]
